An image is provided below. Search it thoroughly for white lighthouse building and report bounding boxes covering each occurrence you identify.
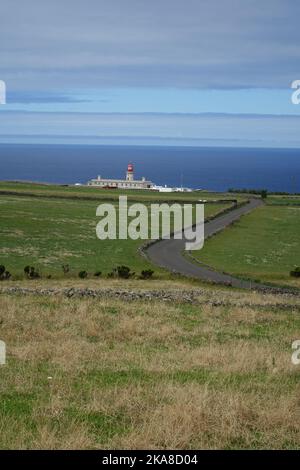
[126,163,134,182]
[87,163,154,190]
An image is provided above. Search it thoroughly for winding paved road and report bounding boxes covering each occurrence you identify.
[146,198,264,289]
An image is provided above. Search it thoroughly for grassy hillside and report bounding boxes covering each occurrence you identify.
[1,184,300,449]
[267,195,300,206]
[0,181,244,203]
[0,192,230,278]
[0,281,300,449]
[192,204,300,287]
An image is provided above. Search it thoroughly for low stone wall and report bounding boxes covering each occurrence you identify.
[0,286,299,310]
[0,286,199,304]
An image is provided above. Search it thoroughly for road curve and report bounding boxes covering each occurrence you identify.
[146,198,264,289]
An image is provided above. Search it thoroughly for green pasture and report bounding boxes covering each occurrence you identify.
[193,204,300,287]
[0,193,229,279]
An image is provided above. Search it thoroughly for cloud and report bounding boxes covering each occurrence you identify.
[1,110,300,147]
[1,0,300,90]
[7,91,92,104]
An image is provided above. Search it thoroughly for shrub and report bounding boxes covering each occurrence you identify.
[140,269,154,280]
[78,270,88,279]
[261,189,268,199]
[62,264,70,275]
[116,266,134,279]
[24,265,30,276]
[290,267,300,278]
[94,271,102,277]
[0,265,11,281]
[24,266,40,279]
[31,267,40,279]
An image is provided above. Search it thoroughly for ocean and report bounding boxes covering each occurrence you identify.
[0,143,300,193]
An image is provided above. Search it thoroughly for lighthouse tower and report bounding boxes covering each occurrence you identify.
[126,163,134,181]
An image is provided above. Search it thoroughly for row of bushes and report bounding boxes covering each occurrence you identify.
[0,264,154,281]
[228,188,268,199]
[61,264,154,279]
[79,266,154,280]
[2,262,300,281]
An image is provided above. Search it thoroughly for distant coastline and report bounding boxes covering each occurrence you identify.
[1,143,300,193]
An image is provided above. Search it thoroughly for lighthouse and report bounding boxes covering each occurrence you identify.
[126,163,134,181]
[87,162,154,189]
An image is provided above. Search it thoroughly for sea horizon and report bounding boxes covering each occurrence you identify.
[1,142,300,193]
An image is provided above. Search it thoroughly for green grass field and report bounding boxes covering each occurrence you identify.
[1,184,300,449]
[193,204,300,287]
[1,183,299,287]
[0,181,244,203]
[0,191,230,279]
[1,284,300,449]
[267,195,300,206]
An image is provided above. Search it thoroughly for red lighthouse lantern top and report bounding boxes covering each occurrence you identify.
[127,163,134,172]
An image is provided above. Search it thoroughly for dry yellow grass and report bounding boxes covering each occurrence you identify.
[0,284,300,449]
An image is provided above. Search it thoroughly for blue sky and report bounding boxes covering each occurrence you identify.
[1,0,300,147]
